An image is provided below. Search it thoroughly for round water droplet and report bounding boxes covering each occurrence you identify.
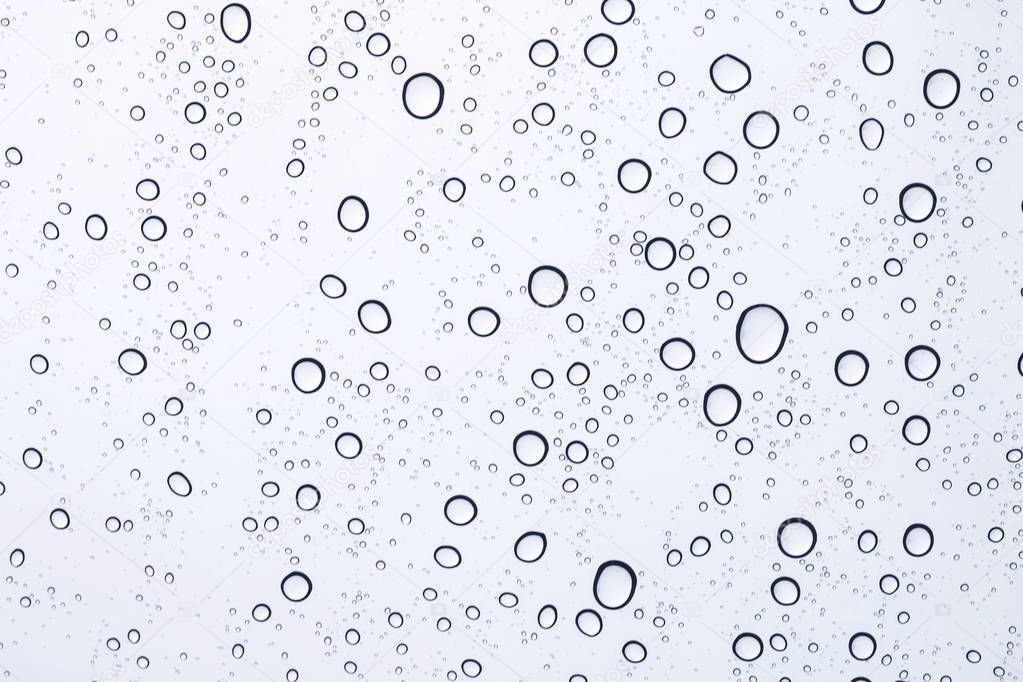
[743,111,779,149]
[904,345,940,381]
[622,308,645,333]
[777,517,817,558]
[834,350,869,386]
[141,215,167,241]
[601,0,635,24]
[29,354,48,374]
[659,338,695,371]
[848,632,877,661]
[135,179,160,201]
[732,632,763,661]
[902,415,930,445]
[770,577,800,606]
[903,523,933,557]
[528,39,559,67]
[467,306,500,337]
[857,529,878,553]
[850,0,885,12]
[296,484,321,511]
[899,183,936,223]
[442,177,466,202]
[402,73,444,119]
[444,495,478,525]
[703,384,741,426]
[334,432,363,459]
[923,68,960,109]
[280,571,312,602]
[617,158,651,193]
[622,640,647,663]
[583,33,617,68]
[527,266,568,307]
[291,358,325,393]
[513,430,549,466]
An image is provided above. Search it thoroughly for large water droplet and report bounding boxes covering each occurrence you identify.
[735,304,788,364]
[527,266,568,307]
[592,560,637,610]
[777,517,817,558]
[923,68,960,109]
[402,73,444,119]
[280,571,312,602]
[220,3,252,43]
[291,358,325,393]
[709,54,751,93]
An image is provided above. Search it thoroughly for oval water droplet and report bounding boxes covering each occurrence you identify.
[357,300,392,333]
[859,117,884,151]
[337,195,369,232]
[735,304,788,364]
[220,3,252,43]
[167,471,192,497]
[862,41,893,75]
[118,349,148,376]
[592,560,637,610]
[513,531,547,562]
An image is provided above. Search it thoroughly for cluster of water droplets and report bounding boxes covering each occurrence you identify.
[0,0,1021,680]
